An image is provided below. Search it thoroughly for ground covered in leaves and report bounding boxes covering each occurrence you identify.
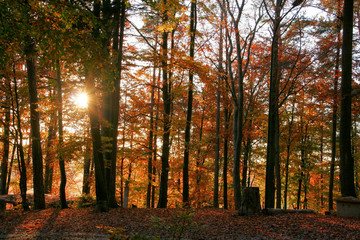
[1,208,360,239]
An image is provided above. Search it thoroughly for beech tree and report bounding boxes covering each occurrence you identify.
[340,0,356,198]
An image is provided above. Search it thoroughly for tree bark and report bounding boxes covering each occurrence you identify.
[82,131,92,195]
[147,51,157,208]
[265,0,281,209]
[183,0,197,207]
[0,78,10,210]
[223,108,230,209]
[214,2,223,208]
[44,101,56,194]
[86,68,109,212]
[103,0,126,208]
[56,59,68,209]
[25,38,45,210]
[340,0,356,198]
[158,0,171,208]
[284,100,295,209]
[13,70,28,210]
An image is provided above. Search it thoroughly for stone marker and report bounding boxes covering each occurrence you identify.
[336,196,360,219]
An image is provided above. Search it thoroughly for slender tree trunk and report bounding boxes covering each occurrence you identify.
[214,3,223,208]
[329,0,341,212]
[223,108,230,209]
[13,72,28,210]
[147,52,157,207]
[242,136,251,188]
[25,38,45,209]
[6,141,16,195]
[123,162,132,208]
[194,106,205,207]
[56,60,68,209]
[265,0,281,209]
[340,0,356,198]
[44,106,56,194]
[320,124,324,207]
[83,131,92,195]
[183,0,197,207]
[284,102,295,210]
[158,0,171,208]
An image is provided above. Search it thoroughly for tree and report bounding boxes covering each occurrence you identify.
[0,78,10,210]
[25,37,45,210]
[221,0,263,210]
[157,0,174,208]
[214,0,224,208]
[329,0,342,211]
[340,0,356,198]
[56,60,68,209]
[183,0,197,207]
[102,0,127,208]
[264,0,304,209]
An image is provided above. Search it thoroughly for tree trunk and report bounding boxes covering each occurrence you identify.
[123,163,132,208]
[56,60,68,209]
[223,108,230,209]
[25,38,45,210]
[265,0,281,209]
[329,0,341,212]
[214,2,223,208]
[103,0,126,208]
[242,134,252,188]
[82,132,92,195]
[147,52,157,207]
[158,0,171,208]
[183,0,197,207]
[6,141,16,195]
[340,0,356,198]
[0,78,10,210]
[13,71,28,210]
[284,101,295,209]
[86,68,109,212]
[194,106,205,207]
[44,105,56,194]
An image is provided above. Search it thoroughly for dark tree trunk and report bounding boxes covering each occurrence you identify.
[147,56,157,208]
[223,108,230,209]
[183,0,197,207]
[13,71,28,210]
[284,101,295,209]
[0,79,10,210]
[214,2,223,208]
[329,0,341,212]
[6,142,16,195]
[56,60,68,209]
[44,107,56,194]
[103,0,126,208]
[82,132,92,195]
[86,68,108,212]
[265,0,281,209]
[25,39,45,210]
[194,106,205,207]
[340,0,356,198]
[242,136,251,188]
[158,0,171,208]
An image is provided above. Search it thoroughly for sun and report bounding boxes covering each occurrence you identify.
[74,92,88,108]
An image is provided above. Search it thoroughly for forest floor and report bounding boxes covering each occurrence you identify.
[1,207,360,239]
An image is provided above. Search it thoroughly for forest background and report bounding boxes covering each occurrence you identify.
[0,0,359,213]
